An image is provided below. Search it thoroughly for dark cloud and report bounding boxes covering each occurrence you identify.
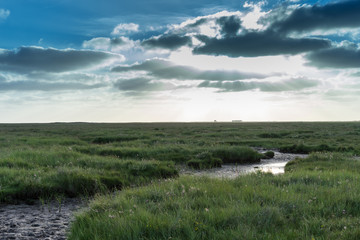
[114,78,177,92]
[141,34,192,50]
[0,46,120,73]
[216,16,242,37]
[193,32,331,57]
[187,18,208,28]
[112,59,268,80]
[306,45,360,69]
[146,1,360,58]
[270,0,360,34]
[110,38,126,46]
[198,77,319,92]
[0,80,105,92]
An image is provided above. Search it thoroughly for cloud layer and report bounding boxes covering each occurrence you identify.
[0,80,104,92]
[198,77,319,92]
[141,35,192,50]
[114,78,178,92]
[307,44,360,69]
[270,0,360,34]
[193,32,331,57]
[0,47,123,73]
[136,0,360,63]
[112,59,268,81]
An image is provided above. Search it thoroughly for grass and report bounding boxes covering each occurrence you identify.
[1,121,360,203]
[0,148,177,203]
[1,122,360,238]
[69,153,360,240]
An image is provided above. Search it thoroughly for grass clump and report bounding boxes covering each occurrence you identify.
[186,152,222,169]
[210,146,263,164]
[92,135,141,144]
[279,143,334,154]
[263,151,275,159]
[258,132,290,138]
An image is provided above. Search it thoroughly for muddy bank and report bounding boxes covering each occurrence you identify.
[0,198,84,240]
[180,151,307,178]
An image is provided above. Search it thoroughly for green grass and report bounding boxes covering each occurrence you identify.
[69,153,360,240]
[0,148,177,203]
[1,122,360,203]
[1,122,360,238]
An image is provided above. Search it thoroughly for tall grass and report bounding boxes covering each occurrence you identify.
[69,153,360,240]
[0,148,177,203]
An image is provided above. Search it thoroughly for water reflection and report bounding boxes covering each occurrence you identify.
[181,151,307,178]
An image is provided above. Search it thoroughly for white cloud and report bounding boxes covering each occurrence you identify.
[242,2,268,30]
[112,23,139,36]
[0,9,10,20]
[83,37,111,50]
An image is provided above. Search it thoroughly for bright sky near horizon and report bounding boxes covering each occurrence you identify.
[0,0,360,122]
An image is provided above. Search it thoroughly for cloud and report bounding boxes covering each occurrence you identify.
[114,78,178,92]
[351,72,360,77]
[270,0,360,34]
[138,1,360,58]
[198,77,319,92]
[141,35,192,50]
[112,59,268,80]
[0,80,105,92]
[0,46,123,73]
[193,32,331,57]
[216,15,242,37]
[83,37,135,51]
[306,43,360,69]
[26,72,107,83]
[0,9,10,20]
[112,23,139,35]
[169,10,243,37]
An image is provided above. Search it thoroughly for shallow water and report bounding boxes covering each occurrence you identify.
[180,151,307,178]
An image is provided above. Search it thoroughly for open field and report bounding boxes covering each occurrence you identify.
[0,122,359,202]
[0,122,360,239]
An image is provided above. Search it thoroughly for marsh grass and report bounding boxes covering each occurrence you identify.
[0,148,177,203]
[69,153,360,240]
[1,122,360,203]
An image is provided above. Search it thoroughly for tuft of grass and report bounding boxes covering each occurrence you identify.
[210,146,263,164]
[258,132,290,138]
[92,136,141,144]
[279,143,335,154]
[187,152,222,169]
[263,151,275,159]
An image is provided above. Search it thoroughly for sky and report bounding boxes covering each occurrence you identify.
[0,0,360,122]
